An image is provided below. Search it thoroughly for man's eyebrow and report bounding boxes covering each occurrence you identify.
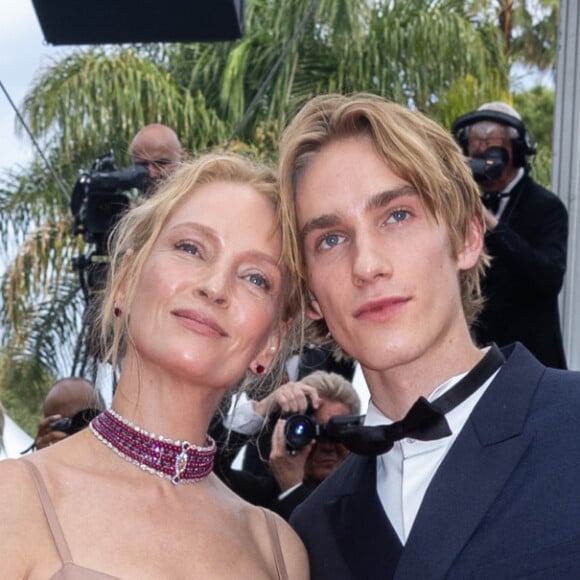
[365,185,418,212]
[301,214,343,240]
[300,185,418,240]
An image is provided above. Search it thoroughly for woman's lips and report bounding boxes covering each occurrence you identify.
[172,309,228,337]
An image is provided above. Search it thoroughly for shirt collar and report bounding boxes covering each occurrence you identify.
[503,167,525,193]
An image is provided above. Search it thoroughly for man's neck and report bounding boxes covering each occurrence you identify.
[362,335,484,421]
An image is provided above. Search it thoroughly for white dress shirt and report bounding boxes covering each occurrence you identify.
[364,353,500,544]
[495,167,524,217]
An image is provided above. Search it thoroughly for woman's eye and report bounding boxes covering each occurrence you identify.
[175,241,200,255]
[318,233,344,250]
[246,273,271,290]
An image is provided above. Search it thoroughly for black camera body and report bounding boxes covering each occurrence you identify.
[284,398,321,452]
[451,109,537,170]
[70,151,149,251]
[467,146,509,184]
[70,151,149,303]
[283,397,363,452]
[49,408,102,435]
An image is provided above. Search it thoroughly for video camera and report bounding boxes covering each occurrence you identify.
[467,147,508,184]
[70,151,149,253]
[283,397,363,453]
[69,151,149,301]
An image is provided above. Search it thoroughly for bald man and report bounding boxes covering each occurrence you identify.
[34,377,104,450]
[129,123,185,196]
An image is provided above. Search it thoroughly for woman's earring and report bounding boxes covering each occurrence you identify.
[114,303,122,318]
[255,364,265,375]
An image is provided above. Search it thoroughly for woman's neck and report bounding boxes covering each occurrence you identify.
[111,365,229,446]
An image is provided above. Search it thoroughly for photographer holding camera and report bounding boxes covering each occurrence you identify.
[213,371,360,520]
[32,377,104,450]
[69,126,184,365]
[452,101,569,369]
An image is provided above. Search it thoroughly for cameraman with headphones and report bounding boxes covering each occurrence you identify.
[452,101,568,369]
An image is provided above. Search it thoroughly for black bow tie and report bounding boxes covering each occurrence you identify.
[482,191,510,215]
[326,344,505,456]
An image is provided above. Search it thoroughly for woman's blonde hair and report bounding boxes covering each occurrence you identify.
[96,152,304,385]
[278,93,488,344]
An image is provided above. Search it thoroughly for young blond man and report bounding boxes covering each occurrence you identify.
[278,93,580,580]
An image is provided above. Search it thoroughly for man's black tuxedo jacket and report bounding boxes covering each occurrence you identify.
[290,343,580,579]
[474,174,568,369]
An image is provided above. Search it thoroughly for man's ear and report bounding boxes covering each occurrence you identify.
[306,294,324,321]
[457,214,484,271]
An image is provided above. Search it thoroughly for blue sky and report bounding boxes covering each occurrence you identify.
[0,2,70,174]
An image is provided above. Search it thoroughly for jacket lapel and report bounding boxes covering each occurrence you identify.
[326,454,403,580]
[395,344,543,580]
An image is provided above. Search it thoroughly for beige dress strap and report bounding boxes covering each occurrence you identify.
[22,459,73,565]
[262,508,289,580]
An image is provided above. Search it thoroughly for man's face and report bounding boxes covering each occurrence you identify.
[129,129,182,188]
[295,135,480,377]
[130,142,180,182]
[304,398,351,485]
[467,121,515,192]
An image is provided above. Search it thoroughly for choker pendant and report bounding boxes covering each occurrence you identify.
[89,409,217,485]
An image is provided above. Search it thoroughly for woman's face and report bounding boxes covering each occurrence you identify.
[125,180,286,388]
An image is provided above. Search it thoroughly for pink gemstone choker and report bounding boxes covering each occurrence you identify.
[89,409,217,485]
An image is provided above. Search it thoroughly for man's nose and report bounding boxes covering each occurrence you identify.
[351,232,392,286]
[144,162,162,179]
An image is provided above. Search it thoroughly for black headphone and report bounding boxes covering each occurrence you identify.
[451,109,537,168]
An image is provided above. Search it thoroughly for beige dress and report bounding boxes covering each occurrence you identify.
[23,460,289,580]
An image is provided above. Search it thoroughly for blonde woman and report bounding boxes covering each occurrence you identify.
[0,153,308,579]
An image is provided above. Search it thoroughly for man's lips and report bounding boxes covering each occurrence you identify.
[172,309,228,337]
[353,297,410,321]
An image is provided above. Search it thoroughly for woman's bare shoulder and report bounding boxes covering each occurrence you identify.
[0,458,49,576]
[0,458,37,500]
[247,505,310,580]
[0,458,50,527]
[208,479,309,578]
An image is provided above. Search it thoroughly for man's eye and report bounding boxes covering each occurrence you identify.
[246,273,270,290]
[388,209,410,223]
[319,233,344,250]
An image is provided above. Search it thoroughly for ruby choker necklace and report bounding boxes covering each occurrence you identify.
[90,409,217,485]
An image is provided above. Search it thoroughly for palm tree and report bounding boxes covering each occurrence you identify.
[0,0,510,426]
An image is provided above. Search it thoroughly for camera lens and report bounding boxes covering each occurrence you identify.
[284,415,317,451]
[49,418,73,433]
